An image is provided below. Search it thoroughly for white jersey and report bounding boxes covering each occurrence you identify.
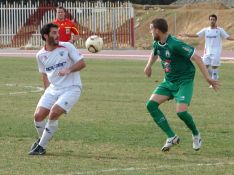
[196,27,229,55]
[36,42,83,89]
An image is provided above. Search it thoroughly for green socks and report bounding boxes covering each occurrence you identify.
[177,111,199,136]
[146,100,175,138]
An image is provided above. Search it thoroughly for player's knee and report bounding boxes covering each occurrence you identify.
[49,110,62,120]
[176,111,188,119]
[34,112,45,122]
[49,112,60,120]
[146,100,159,112]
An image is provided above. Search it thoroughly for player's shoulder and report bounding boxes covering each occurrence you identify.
[36,47,46,58]
[217,27,225,31]
[51,19,59,25]
[152,40,157,46]
[199,27,209,32]
[59,41,72,47]
[168,35,183,45]
[58,42,77,51]
[51,19,57,23]
[65,18,74,24]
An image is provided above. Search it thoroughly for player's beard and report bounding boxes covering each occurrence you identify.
[48,36,59,46]
[154,35,160,41]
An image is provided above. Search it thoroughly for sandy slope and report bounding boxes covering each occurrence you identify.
[135,3,234,50]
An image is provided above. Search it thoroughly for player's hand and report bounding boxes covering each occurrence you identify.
[144,65,152,77]
[69,39,74,43]
[178,33,187,37]
[58,69,71,76]
[206,78,220,91]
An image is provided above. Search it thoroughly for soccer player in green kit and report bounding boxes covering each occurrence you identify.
[144,18,219,152]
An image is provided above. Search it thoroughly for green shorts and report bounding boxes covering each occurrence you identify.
[153,79,194,104]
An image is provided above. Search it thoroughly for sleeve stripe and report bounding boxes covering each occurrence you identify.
[71,27,79,34]
[190,48,196,60]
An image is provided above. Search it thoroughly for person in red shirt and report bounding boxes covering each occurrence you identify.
[52,6,79,43]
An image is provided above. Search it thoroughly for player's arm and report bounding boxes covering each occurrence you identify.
[71,34,79,43]
[58,43,86,76]
[179,33,198,38]
[226,36,234,41]
[70,23,79,43]
[36,54,49,89]
[191,53,219,91]
[42,73,50,90]
[220,28,234,41]
[180,28,205,38]
[144,51,158,77]
[58,59,86,76]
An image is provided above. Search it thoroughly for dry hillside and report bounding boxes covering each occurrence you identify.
[134,2,234,50]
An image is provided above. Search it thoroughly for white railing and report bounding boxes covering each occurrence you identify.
[0,1,134,49]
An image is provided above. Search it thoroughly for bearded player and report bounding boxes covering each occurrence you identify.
[29,23,85,155]
[144,18,219,152]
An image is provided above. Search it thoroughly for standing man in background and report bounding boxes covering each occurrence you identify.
[180,14,234,87]
[52,6,79,43]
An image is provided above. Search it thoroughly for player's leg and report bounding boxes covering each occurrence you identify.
[176,104,199,136]
[34,107,50,138]
[29,89,57,153]
[34,86,81,154]
[203,55,212,77]
[175,80,201,150]
[147,94,175,138]
[206,65,212,77]
[146,83,179,151]
[29,88,61,155]
[211,54,221,81]
[29,104,64,155]
[30,107,50,151]
[35,104,65,152]
[211,66,219,80]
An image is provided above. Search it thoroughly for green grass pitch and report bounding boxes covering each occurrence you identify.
[0,57,233,175]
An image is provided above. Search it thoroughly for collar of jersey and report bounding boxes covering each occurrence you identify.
[44,45,65,51]
[208,26,218,29]
[157,34,170,47]
[55,18,70,22]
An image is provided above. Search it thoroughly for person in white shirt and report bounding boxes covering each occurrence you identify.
[180,14,234,86]
[29,23,86,155]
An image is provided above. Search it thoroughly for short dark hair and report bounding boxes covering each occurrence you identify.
[40,23,58,41]
[209,14,217,21]
[151,18,168,33]
[56,6,65,12]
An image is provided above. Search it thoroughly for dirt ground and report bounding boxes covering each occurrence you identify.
[134,2,234,50]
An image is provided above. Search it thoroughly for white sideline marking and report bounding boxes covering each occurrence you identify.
[0,52,148,58]
[0,84,43,96]
[61,162,234,175]
[0,52,233,60]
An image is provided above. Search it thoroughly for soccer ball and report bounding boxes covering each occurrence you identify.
[85,35,103,53]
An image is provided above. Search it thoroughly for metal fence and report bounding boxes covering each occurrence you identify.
[0,1,134,49]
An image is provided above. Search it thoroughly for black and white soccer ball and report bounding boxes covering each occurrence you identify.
[85,35,103,53]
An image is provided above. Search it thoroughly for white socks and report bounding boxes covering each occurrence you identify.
[39,120,58,148]
[34,120,46,138]
[212,69,219,80]
[207,67,219,80]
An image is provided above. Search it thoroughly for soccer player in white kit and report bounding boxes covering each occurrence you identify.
[29,23,86,155]
[180,14,234,85]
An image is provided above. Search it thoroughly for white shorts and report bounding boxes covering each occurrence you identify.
[37,86,81,113]
[202,53,221,66]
